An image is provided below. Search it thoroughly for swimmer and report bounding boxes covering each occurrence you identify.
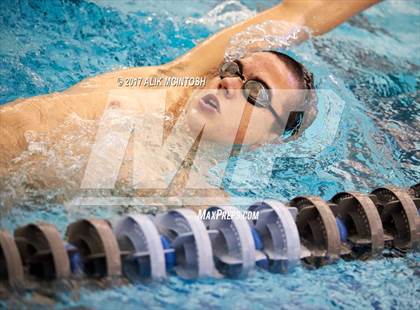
[0,1,380,198]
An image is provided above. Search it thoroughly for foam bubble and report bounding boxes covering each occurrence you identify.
[185,0,255,30]
[224,20,312,61]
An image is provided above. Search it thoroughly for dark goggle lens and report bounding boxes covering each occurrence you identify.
[220,61,240,78]
[244,80,270,107]
[220,61,271,108]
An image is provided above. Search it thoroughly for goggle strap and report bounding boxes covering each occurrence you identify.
[267,105,285,131]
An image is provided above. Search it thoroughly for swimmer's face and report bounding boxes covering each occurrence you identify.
[185,52,304,145]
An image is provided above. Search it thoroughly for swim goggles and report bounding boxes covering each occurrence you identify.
[219,60,303,137]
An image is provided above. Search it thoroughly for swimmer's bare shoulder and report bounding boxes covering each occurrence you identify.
[0,65,170,166]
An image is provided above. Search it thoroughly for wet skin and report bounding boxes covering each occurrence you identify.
[185,52,305,146]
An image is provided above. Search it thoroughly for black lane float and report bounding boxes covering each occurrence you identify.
[0,184,419,291]
[289,196,341,266]
[14,222,70,281]
[329,192,384,258]
[0,230,24,289]
[369,187,419,249]
[66,219,121,278]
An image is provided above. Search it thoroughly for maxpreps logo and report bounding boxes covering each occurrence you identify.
[67,84,344,208]
[197,208,259,221]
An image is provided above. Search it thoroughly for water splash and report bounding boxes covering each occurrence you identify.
[185,0,255,30]
[224,20,312,61]
[0,113,97,211]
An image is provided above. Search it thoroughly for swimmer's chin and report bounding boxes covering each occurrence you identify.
[184,109,224,144]
[185,107,207,133]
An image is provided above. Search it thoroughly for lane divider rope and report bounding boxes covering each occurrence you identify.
[0,183,418,290]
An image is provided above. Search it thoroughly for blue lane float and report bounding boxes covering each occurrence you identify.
[203,205,257,278]
[0,184,419,291]
[154,208,215,279]
[248,200,301,273]
[114,215,166,282]
[65,242,83,275]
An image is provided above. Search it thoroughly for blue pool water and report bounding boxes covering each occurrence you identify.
[0,0,419,309]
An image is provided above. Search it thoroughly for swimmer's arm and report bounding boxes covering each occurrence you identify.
[170,0,381,76]
[0,91,111,167]
[0,64,167,166]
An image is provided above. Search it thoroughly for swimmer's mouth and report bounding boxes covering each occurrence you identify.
[199,94,220,113]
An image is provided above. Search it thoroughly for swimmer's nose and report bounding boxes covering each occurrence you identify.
[218,77,242,100]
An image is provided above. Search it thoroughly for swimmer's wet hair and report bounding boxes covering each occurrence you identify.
[265,50,317,138]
